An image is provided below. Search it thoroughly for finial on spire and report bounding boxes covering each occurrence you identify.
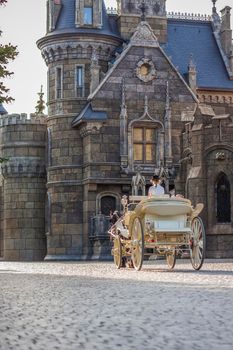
[35,85,46,115]
[165,81,170,111]
[120,77,127,115]
[188,53,196,70]
[139,0,147,21]
[212,0,217,14]
[91,47,99,67]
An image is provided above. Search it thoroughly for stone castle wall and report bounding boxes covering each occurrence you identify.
[0,114,47,261]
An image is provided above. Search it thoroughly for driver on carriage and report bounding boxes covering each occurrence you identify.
[148,175,165,197]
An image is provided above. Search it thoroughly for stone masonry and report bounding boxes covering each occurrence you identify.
[0,0,233,260]
[0,114,47,260]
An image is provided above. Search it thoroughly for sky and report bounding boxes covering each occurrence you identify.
[0,0,231,115]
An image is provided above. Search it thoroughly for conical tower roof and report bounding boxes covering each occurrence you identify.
[46,0,120,39]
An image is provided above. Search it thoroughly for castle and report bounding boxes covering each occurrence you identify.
[0,0,233,261]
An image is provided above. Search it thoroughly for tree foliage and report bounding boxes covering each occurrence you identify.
[0,0,18,104]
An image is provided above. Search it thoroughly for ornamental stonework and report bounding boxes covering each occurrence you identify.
[135,58,156,82]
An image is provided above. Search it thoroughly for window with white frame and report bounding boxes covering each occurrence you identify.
[76,65,84,97]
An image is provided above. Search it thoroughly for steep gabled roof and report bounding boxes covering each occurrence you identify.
[163,19,233,90]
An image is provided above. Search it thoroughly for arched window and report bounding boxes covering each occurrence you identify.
[133,126,157,164]
[100,196,116,216]
[96,192,121,216]
[216,173,231,223]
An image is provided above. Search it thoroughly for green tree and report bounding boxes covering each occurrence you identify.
[0,0,18,104]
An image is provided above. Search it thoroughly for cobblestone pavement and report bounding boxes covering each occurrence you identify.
[1,259,233,350]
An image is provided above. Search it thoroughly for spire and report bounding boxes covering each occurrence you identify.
[212,0,217,14]
[188,54,196,72]
[212,0,221,33]
[164,80,172,166]
[144,95,149,114]
[165,80,170,112]
[35,85,46,115]
[139,0,147,21]
[90,48,100,93]
[91,47,99,67]
[120,77,127,117]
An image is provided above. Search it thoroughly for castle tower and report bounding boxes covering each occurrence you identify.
[37,0,122,259]
[117,0,167,42]
[0,114,47,261]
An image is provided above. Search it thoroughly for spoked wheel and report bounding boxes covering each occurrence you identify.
[166,249,176,269]
[190,217,206,270]
[131,217,144,271]
[113,235,122,269]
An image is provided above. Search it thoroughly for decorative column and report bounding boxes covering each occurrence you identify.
[90,48,100,94]
[164,81,172,165]
[187,55,197,94]
[120,78,128,170]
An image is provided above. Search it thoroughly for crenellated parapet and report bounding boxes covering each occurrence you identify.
[0,113,47,179]
[0,113,47,126]
[0,113,47,261]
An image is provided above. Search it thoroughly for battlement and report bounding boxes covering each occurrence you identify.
[0,113,47,127]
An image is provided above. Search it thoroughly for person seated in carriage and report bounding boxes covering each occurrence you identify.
[148,175,165,197]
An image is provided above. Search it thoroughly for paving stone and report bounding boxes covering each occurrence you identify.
[0,259,233,350]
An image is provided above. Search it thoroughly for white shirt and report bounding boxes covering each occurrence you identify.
[148,184,165,196]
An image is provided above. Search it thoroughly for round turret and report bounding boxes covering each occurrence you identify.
[36,1,123,260]
[37,0,122,116]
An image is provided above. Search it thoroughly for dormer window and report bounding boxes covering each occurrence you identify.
[84,7,93,25]
[76,0,102,28]
[47,0,62,32]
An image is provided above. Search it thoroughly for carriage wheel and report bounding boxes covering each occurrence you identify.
[113,235,122,269]
[190,217,206,270]
[131,217,144,271]
[166,250,176,269]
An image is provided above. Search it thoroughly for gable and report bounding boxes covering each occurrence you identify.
[89,43,197,120]
[87,21,197,120]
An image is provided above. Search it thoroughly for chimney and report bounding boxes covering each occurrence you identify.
[220,6,232,56]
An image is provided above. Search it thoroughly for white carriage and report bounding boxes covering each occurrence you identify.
[109,195,205,271]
